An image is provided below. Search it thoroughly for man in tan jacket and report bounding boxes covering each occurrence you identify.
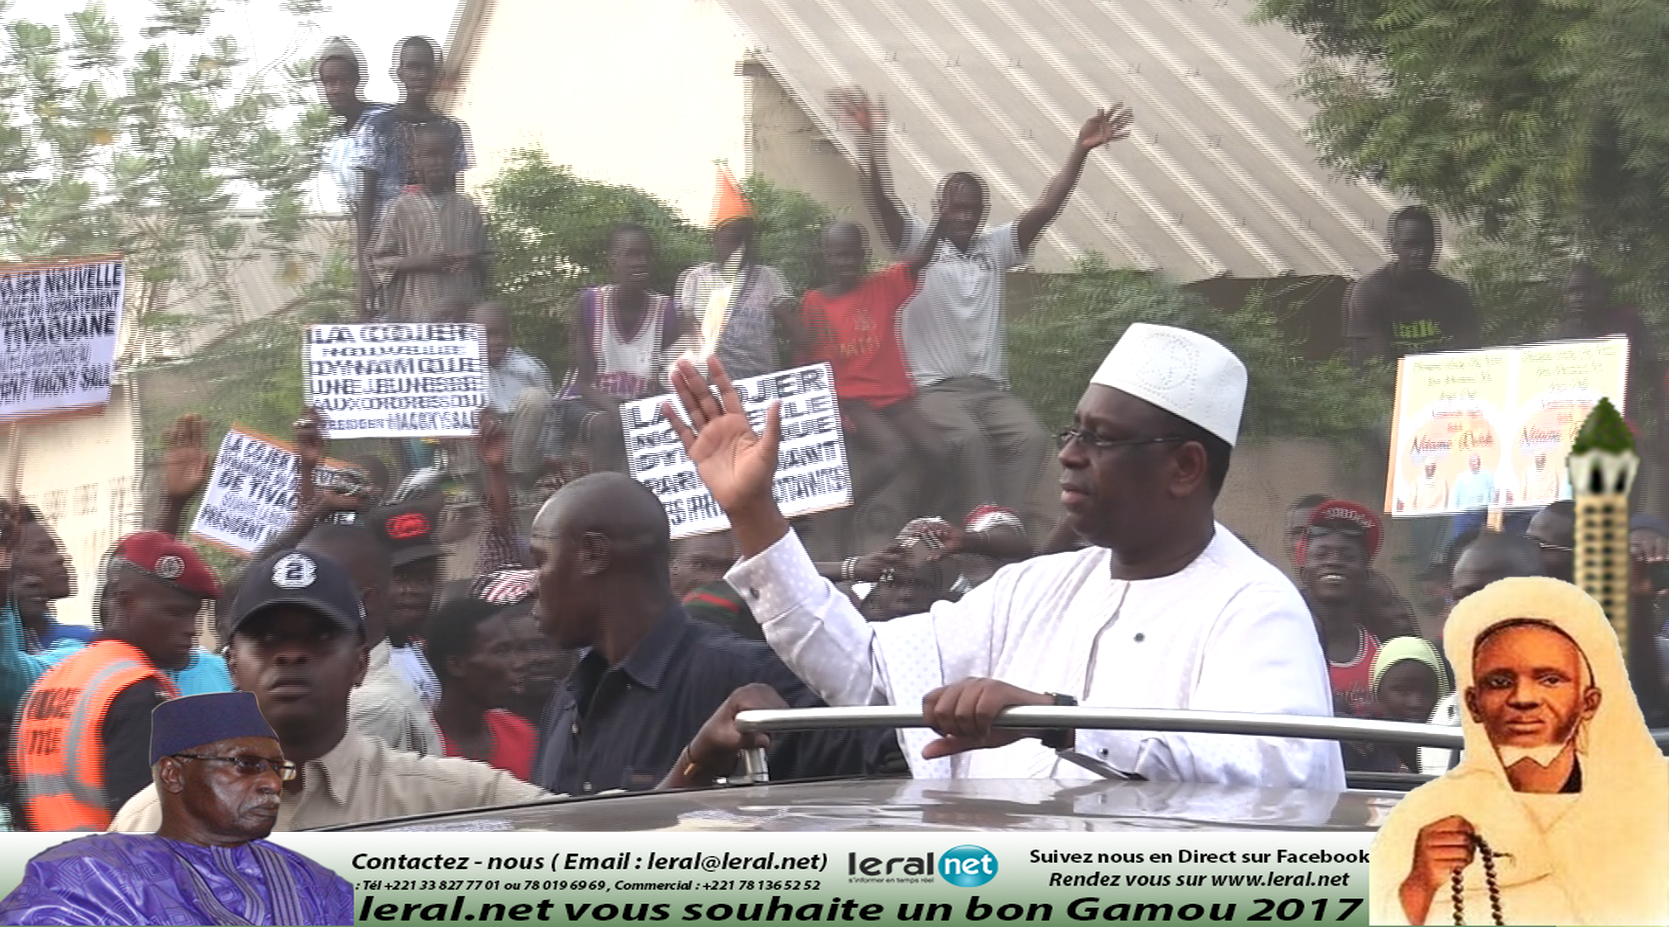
[111,549,777,831]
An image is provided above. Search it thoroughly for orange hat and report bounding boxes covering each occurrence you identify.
[710,165,753,228]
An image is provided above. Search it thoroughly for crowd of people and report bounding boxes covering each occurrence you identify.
[1,31,1667,845]
[321,36,1142,549]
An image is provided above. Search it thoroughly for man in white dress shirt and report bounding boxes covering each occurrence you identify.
[661,324,1344,789]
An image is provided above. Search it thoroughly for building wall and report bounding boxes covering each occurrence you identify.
[3,382,143,628]
[447,0,750,224]
[746,64,886,253]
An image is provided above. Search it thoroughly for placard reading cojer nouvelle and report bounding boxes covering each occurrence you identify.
[304,323,488,439]
[0,256,125,420]
[622,364,853,539]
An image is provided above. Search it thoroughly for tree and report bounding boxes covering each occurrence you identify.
[1254,0,1669,297]
[481,150,833,377]
[1008,257,1387,442]
[0,0,332,353]
[481,150,706,377]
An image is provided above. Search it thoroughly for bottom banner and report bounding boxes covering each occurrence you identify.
[0,832,1371,925]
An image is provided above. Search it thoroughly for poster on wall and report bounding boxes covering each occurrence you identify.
[1385,337,1629,516]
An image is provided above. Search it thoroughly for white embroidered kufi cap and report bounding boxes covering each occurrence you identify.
[1090,323,1248,446]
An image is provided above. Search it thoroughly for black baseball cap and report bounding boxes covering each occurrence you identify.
[371,501,443,568]
[228,548,366,638]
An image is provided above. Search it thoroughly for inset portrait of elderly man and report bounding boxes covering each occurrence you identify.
[1369,577,1669,925]
[0,692,353,926]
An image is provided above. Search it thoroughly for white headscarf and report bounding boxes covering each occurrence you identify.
[1370,577,1668,925]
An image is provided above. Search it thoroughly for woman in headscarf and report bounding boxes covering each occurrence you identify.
[1371,636,1452,773]
[1369,577,1669,925]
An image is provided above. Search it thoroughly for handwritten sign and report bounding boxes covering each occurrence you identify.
[304,323,488,439]
[0,256,125,420]
[190,428,353,557]
[622,364,852,539]
[1386,337,1629,516]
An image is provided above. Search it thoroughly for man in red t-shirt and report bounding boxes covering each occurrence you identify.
[787,220,951,549]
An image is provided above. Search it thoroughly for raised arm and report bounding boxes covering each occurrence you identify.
[1015,104,1133,255]
[771,296,810,362]
[154,414,210,539]
[663,357,890,706]
[0,502,51,712]
[832,88,906,253]
[904,210,948,278]
[476,407,516,549]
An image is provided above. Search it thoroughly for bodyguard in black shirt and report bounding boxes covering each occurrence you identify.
[528,473,893,794]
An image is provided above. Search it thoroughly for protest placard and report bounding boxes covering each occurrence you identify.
[304,323,488,439]
[0,255,125,421]
[622,364,851,539]
[190,427,353,557]
[1385,337,1629,516]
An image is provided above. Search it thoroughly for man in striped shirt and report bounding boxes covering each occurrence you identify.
[834,87,1134,533]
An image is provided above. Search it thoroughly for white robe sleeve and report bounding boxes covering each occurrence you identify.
[1074,580,1346,791]
[725,530,1001,709]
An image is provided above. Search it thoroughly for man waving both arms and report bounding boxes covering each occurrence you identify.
[662,326,1343,788]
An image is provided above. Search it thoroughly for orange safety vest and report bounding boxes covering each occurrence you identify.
[12,640,178,832]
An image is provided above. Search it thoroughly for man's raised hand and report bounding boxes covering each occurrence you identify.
[829,86,887,139]
[1077,104,1134,153]
[294,407,326,470]
[477,407,508,471]
[161,414,211,504]
[661,356,781,515]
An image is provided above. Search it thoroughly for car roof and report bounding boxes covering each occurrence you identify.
[321,777,1404,833]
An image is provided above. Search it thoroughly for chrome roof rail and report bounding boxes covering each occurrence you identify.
[730,706,1468,783]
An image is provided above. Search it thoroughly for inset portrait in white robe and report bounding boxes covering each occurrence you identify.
[1369,577,1669,925]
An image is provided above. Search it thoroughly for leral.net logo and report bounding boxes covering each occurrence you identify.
[939,845,998,887]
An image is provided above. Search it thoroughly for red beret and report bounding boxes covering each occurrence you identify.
[110,531,221,599]
[1302,500,1384,564]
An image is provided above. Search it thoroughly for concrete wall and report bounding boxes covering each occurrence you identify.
[447,0,750,225]
[2,383,143,628]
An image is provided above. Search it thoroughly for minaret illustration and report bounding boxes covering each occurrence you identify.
[1567,397,1638,648]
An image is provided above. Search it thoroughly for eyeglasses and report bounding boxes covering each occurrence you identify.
[171,754,298,782]
[1056,429,1187,453]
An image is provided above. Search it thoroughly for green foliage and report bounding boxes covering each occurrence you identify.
[0,0,327,338]
[740,174,833,295]
[480,150,705,375]
[1255,0,1669,298]
[481,151,833,375]
[1446,227,1567,348]
[1009,257,1389,441]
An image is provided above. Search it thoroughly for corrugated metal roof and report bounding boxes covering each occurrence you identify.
[717,0,1403,280]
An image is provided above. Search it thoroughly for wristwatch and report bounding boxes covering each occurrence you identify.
[1041,692,1077,750]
